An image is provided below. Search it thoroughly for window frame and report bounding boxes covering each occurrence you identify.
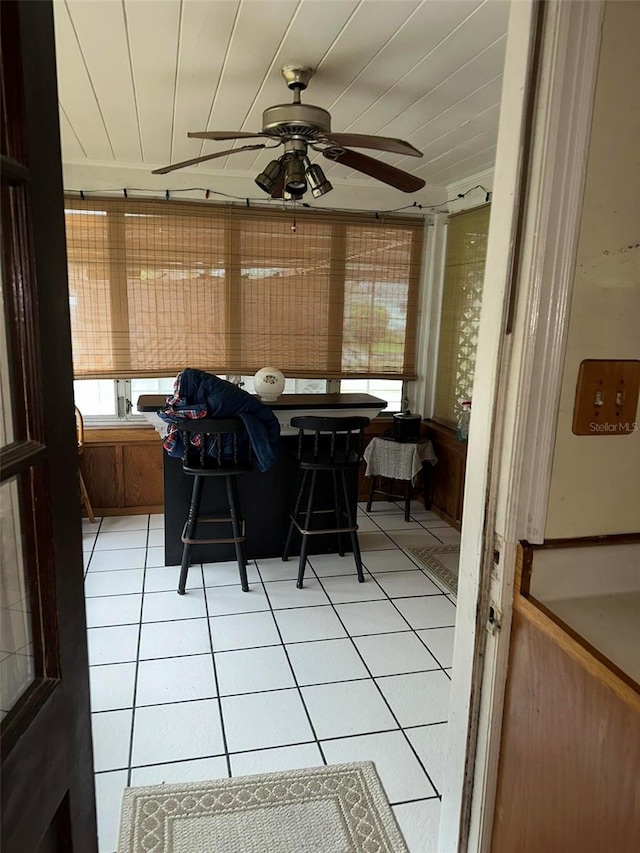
[75,376,405,426]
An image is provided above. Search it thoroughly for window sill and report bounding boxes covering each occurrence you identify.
[84,416,151,429]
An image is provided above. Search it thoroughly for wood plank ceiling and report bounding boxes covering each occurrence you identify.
[54,0,509,195]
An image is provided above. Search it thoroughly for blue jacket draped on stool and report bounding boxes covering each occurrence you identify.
[158,369,281,472]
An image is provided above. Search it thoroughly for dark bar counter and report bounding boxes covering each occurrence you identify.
[137,393,385,566]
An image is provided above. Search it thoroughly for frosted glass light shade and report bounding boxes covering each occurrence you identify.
[253,367,285,402]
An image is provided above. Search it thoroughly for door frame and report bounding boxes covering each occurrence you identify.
[439,1,606,850]
[1,2,97,850]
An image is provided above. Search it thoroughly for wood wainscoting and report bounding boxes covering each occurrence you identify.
[491,545,640,853]
[422,419,467,530]
[81,428,163,516]
[82,419,396,517]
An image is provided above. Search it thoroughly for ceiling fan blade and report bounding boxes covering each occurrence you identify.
[188,131,271,141]
[323,148,425,193]
[152,144,267,175]
[326,133,422,158]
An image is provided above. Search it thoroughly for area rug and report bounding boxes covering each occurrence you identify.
[117,761,408,853]
[408,544,460,596]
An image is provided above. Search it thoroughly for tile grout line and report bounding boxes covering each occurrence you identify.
[83,516,103,579]
[202,559,234,779]
[92,718,452,777]
[360,508,457,681]
[87,620,456,667]
[122,515,151,787]
[254,559,329,768]
[90,667,450,712]
[87,508,457,824]
[354,514,458,685]
[310,569,443,799]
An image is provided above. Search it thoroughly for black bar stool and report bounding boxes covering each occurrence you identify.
[282,415,370,589]
[176,418,253,595]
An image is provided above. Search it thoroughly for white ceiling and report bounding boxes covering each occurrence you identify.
[54,0,509,207]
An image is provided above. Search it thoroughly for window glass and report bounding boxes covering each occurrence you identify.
[73,379,117,416]
[0,478,34,720]
[340,378,403,412]
[240,376,327,396]
[130,377,176,398]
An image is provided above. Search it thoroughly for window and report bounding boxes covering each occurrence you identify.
[65,198,423,384]
[340,379,404,412]
[239,376,327,396]
[433,204,490,427]
[73,376,328,419]
[73,379,117,417]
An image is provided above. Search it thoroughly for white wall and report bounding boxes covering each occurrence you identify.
[545,0,640,538]
[446,169,494,214]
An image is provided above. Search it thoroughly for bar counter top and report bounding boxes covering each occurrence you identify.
[136,392,385,411]
[137,392,387,436]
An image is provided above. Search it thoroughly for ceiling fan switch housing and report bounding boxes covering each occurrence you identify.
[262,103,331,136]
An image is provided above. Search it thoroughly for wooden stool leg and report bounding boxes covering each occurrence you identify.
[405,479,411,522]
[332,470,345,557]
[283,469,308,562]
[78,469,96,523]
[297,470,317,589]
[178,475,203,595]
[341,470,364,583]
[227,475,249,592]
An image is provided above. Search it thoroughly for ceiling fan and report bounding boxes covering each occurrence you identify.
[153,65,425,200]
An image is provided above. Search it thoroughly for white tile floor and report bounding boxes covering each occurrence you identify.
[83,500,460,853]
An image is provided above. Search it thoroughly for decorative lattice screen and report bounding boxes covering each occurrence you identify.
[433,204,490,427]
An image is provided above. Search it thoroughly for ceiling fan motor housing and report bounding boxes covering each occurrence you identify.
[262,102,331,139]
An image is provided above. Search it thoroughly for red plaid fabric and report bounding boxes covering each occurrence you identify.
[159,372,208,455]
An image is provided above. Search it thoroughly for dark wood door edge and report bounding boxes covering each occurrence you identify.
[522,532,640,550]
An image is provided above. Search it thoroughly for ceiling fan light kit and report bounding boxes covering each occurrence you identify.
[153,65,426,201]
[306,163,332,199]
[255,159,284,194]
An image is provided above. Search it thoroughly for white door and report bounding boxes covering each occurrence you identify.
[438,1,605,850]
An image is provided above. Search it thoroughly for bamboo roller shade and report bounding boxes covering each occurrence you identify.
[64,198,424,381]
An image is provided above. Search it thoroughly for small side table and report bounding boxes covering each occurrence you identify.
[363,436,437,521]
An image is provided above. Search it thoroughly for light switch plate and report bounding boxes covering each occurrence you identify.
[572,359,640,435]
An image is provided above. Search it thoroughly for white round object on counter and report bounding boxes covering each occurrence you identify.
[253,367,286,402]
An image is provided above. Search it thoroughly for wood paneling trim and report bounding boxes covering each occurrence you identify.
[84,427,159,445]
[529,531,640,549]
[423,419,467,528]
[85,420,393,511]
[92,505,162,517]
[80,430,163,515]
[515,594,640,711]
